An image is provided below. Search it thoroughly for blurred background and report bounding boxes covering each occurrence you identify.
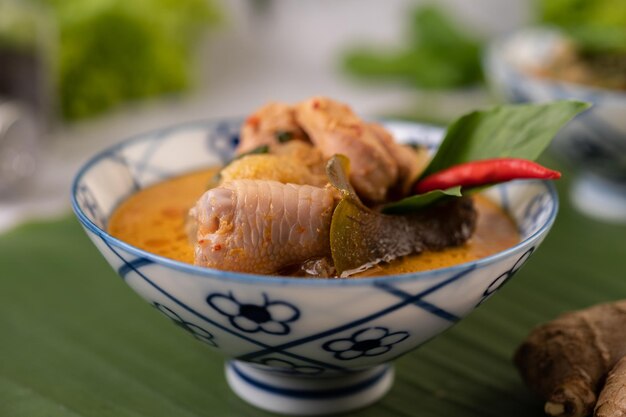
[0,0,624,231]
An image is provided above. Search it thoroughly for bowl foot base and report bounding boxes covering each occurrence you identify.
[225,360,394,415]
[571,173,626,223]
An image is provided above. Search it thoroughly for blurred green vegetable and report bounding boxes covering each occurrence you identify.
[0,1,44,51]
[538,0,626,53]
[342,6,483,89]
[39,0,220,120]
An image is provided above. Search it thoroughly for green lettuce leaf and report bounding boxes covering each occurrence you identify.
[41,0,221,120]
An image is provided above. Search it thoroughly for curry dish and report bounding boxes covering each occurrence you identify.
[108,97,525,278]
[108,167,519,277]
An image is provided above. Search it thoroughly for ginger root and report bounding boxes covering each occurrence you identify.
[514,300,626,417]
[595,356,626,417]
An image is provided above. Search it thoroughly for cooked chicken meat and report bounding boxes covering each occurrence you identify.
[220,154,326,188]
[237,102,309,154]
[193,180,336,274]
[295,97,399,202]
[237,97,426,202]
[221,141,327,188]
[272,141,328,179]
[191,97,478,276]
[368,122,429,195]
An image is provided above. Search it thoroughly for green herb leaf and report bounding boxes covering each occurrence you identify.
[326,154,357,198]
[275,131,294,143]
[230,144,269,160]
[327,156,473,276]
[327,154,409,275]
[381,101,588,215]
[421,101,590,178]
[382,186,461,215]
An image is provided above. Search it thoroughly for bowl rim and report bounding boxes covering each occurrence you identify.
[486,26,626,101]
[71,118,559,287]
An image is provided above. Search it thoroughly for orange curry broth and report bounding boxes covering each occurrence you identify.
[108,168,519,275]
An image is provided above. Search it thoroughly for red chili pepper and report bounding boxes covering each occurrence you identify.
[414,158,561,194]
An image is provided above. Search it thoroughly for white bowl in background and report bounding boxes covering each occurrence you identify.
[485,27,626,222]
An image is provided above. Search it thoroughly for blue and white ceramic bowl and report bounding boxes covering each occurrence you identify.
[485,27,626,222]
[71,119,558,415]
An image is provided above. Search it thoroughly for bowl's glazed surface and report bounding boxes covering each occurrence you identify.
[71,119,558,415]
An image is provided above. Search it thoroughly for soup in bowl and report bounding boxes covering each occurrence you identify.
[71,115,557,415]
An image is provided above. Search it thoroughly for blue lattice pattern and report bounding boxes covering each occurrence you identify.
[72,119,558,376]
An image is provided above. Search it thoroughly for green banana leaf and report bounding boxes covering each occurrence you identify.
[1,159,625,416]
